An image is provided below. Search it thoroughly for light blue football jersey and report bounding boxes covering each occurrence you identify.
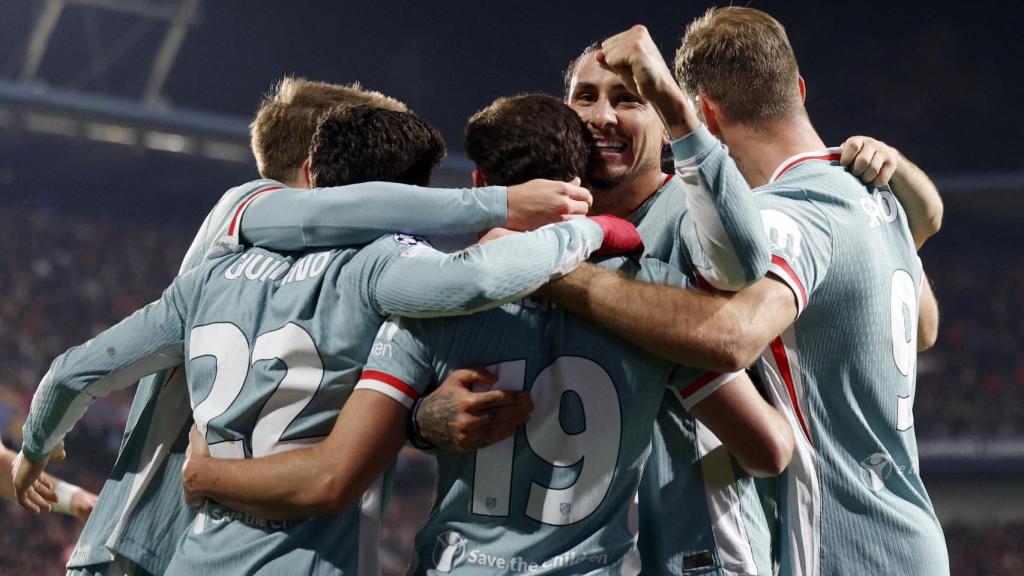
[625,126,776,576]
[24,211,605,576]
[31,178,593,575]
[687,143,948,576]
[356,258,737,576]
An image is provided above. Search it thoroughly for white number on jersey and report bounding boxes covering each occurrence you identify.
[189,322,325,458]
[890,270,918,432]
[471,356,622,525]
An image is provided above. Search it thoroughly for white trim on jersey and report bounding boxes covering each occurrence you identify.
[756,326,821,576]
[768,149,843,184]
[357,476,384,576]
[687,409,759,576]
[205,184,283,260]
[678,371,743,411]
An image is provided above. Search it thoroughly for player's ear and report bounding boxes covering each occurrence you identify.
[698,95,721,137]
[296,155,311,187]
[471,169,487,188]
[798,75,806,103]
[301,157,313,188]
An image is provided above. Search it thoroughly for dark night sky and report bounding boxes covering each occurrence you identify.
[1,0,1020,175]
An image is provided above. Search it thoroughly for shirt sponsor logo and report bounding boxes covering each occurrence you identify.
[431,530,610,573]
[859,452,894,492]
[434,531,468,573]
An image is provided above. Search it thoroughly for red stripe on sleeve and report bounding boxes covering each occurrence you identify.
[227,185,283,237]
[770,337,812,445]
[679,371,722,399]
[771,255,807,307]
[360,370,420,401]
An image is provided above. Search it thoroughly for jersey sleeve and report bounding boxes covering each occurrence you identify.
[354,317,445,409]
[236,182,509,251]
[179,180,286,268]
[754,189,833,315]
[671,125,770,291]
[668,367,744,411]
[19,270,200,461]
[354,218,604,318]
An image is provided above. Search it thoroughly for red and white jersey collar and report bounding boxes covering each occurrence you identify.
[768,147,842,183]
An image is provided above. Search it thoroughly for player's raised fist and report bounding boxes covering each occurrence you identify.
[506,178,592,231]
[598,25,700,138]
[598,25,668,99]
[590,215,644,255]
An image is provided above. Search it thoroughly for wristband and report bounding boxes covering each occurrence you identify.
[52,480,81,515]
[408,397,437,451]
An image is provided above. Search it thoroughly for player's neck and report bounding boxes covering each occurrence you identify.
[590,169,664,218]
[725,115,826,188]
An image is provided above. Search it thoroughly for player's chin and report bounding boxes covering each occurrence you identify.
[586,163,628,189]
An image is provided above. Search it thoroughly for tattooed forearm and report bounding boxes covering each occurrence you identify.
[416,389,463,451]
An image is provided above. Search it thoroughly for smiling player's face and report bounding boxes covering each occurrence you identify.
[567,53,666,192]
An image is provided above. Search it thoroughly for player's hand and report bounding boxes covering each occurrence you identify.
[506,178,591,231]
[840,136,899,188]
[416,367,534,453]
[13,447,59,514]
[598,25,698,137]
[590,215,644,255]
[69,488,97,523]
[182,426,210,509]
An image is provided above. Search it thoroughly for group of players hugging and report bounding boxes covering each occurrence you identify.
[5,7,949,576]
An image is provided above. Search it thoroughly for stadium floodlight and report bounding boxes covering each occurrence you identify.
[84,122,138,146]
[24,112,79,137]
[143,130,191,153]
[201,139,250,163]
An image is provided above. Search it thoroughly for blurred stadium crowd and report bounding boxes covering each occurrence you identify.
[0,203,1019,574]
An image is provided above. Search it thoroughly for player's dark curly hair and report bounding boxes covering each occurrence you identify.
[309,105,446,188]
[464,94,591,186]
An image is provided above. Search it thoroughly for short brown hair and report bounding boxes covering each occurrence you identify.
[675,7,802,127]
[562,41,602,100]
[464,94,591,186]
[309,105,445,188]
[250,77,408,182]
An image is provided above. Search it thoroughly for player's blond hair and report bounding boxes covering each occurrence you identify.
[249,77,408,182]
[675,7,803,128]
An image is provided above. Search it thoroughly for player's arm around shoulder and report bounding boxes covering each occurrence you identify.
[539,260,798,373]
[237,178,591,251]
[356,216,635,319]
[685,371,794,477]
[183,389,410,519]
[840,136,943,249]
